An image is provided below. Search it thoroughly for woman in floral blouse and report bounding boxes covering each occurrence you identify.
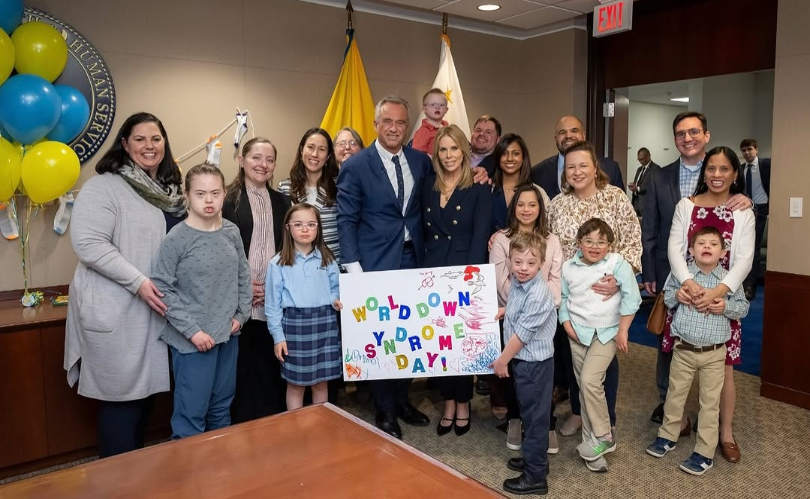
[546,141,641,460]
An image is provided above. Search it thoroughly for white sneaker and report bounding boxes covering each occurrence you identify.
[548,430,559,455]
[507,419,522,450]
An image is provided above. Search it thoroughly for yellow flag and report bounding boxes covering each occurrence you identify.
[320,29,376,147]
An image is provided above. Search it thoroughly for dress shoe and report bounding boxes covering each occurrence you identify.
[503,473,548,495]
[507,457,526,472]
[436,417,454,436]
[475,378,490,396]
[376,411,402,439]
[454,403,471,436]
[679,417,692,437]
[396,402,430,426]
[719,439,741,463]
[650,403,664,424]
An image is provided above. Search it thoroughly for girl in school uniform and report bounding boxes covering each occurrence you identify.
[152,163,252,439]
[265,203,343,410]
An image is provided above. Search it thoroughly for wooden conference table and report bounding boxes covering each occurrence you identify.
[0,403,505,498]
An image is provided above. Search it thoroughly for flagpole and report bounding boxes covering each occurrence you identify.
[347,0,353,29]
[442,13,448,35]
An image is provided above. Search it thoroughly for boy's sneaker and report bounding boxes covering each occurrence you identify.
[646,437,677,458]
[585,456,608,472]
[577,437,616,462]
[680,452,713,476]
[548,430,559,455]
[507,419,523,450]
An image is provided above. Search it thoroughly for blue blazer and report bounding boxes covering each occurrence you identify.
[337,143,433,272]
[758,158,771,197]
[641,159,682,286]
[421,182,492,268]
[531,154,625,199]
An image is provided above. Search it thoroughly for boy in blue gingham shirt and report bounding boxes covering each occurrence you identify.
[647,226,749,476]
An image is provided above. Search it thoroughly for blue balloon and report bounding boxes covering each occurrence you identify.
[0,0,23,35]
[48,85,90,143]
[0,74,62,145]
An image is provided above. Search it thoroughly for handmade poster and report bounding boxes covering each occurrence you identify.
[340,264,500,381]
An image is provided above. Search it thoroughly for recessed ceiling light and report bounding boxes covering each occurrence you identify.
[670,97,689,103]
[477,4,501,11]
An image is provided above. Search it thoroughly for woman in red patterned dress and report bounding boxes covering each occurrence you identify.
[665,146,755,463]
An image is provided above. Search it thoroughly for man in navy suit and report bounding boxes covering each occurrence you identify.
[337,95,432,438]
[643,112,752,424]
[740,138,771,299]
[530,115,625,199]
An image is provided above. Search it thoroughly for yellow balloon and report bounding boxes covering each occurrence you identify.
[0,137,22,202]
[11,22,68,83]
[21,141,80,204]
[0,28,13,86]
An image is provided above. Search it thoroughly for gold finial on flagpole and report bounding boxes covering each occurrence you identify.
[442,13,448,35]
[347,0,354,29]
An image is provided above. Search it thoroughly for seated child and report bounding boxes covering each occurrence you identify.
[412,88,449,154]
[490,232,557,496]
[559,218,641,472]
[646,226,749,476]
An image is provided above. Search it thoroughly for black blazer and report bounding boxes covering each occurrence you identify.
[641,160,681,286]
[531,154,625,199]
[421,182,492,268]
[479,153,496,178]
[632,161,659,210]
[222,184,291,258]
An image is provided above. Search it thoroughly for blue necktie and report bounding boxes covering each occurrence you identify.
[392,154,404,211]
[745,165,753,198]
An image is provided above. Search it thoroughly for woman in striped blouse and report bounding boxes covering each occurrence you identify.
[278,128,341,264]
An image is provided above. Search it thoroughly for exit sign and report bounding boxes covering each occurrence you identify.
[593,0,633,37]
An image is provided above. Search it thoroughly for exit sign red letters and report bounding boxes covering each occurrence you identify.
[593,0,633,37]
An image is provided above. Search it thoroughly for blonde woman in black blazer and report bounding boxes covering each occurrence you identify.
[422,124,492,436]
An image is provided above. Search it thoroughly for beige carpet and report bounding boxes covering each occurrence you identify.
[339,342,810,498]
[4,342,809,497]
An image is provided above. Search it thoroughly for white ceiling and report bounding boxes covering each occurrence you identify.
[627,79,697,106]
[301,0,619,39]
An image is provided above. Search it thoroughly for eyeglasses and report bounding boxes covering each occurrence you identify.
[425,103,447,108]
[335,140,358,149]
[288,222,319,231]
[581,239,609,248]
[675,128,704,141]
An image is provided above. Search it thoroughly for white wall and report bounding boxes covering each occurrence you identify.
[626,101,685,190]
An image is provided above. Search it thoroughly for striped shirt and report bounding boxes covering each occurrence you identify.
[277,179,341,264]
[503,273,557,362]
[662,262,749,346]
[246,184,276,321]
[678,157,703,199]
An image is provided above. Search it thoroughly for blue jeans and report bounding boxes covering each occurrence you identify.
[170,338,238,439]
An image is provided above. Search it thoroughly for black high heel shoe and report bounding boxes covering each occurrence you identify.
[437,417,455,436]
[454,402,471,436]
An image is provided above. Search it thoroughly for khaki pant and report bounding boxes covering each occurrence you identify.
[569,335,616,443]
[659,340,726,459]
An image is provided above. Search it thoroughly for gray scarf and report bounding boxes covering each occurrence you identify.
[118,161,186,217]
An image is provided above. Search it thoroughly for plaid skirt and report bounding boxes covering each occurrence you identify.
[281,305,341,386]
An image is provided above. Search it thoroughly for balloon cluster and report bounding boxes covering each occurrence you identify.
[0,0,82,205]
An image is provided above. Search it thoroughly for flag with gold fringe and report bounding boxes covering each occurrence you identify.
[411,33,471,140]
[320,28,376,147]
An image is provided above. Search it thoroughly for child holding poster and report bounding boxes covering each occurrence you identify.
[559,218,641,472]
[265,203,343,410]
[491,232,557,496]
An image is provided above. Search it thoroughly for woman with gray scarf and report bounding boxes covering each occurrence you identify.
[64,112,186,457]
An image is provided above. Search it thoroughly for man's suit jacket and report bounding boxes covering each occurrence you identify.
[337,142,433,272]
[632,161,659,212]
[641,159,681,287]
[531,154,626,199]
[479,153,496,178]
[756,157,771,197]
[222,184,291,258]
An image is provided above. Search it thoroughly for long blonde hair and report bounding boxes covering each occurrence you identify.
[431,125,473,192]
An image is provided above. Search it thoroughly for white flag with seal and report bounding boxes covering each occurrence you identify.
[410,34,471,141]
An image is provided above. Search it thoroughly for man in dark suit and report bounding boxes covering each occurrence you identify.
[642,111,751,424]
[337,95,432,438]
[530,115,625,199]
[470,115,501,179]
[630,147,657,216]
[740,138,771,299]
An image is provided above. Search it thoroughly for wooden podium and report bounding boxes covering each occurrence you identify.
[0,404,505,498]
